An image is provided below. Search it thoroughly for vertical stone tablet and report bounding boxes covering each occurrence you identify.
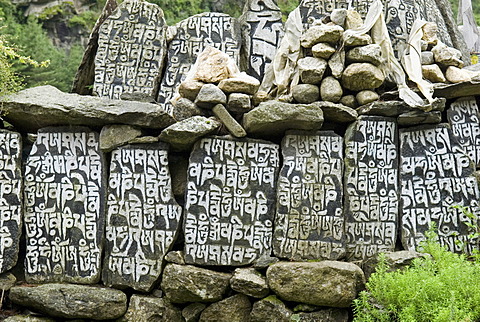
[400,124,480,254]
[157,12,241,105]
[0,131,22,273]
[94,0,167,100]
[239,0,284,82]
[184,136,280,266]
[447,97,480,169]
[274,131,345,261]
[102,144,182,292]
[344,116,399,261]
[24,128,105,284]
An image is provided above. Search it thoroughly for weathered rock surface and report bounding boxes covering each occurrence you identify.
[397,110,442,126]
[266,261,365,307]
[346,44,383,66]
[433,81,480,99]
[218,73,260,94]
[292,84,320,103]
[193,47,236,83]
[119,295,182,322]
[300,25,343,48]
[344,32,372,47]
[99,124,142,152]
[298,57,328,84]
[243,101,324,137]
[317,101,358,123]
[9,284,127,320]
[4,316,55,322]
[1,85,175,132]
[182,303,207,322]
[159,116,221,151]
[230,268,269,298]
[194,84,227,109]
[250,296,292,322]
[330,9,347,26]
[422,64,446,83]
[445,66,477,83]
[356,90,379,106]
[340,95,358,108]
[173,98,203,121]
[165,251,186,265]
[320,76,343,103]
[227,93,252,113]
[290,309,349,322]
[432,43,464,68]
[161,264,231,303]
[179,80,205,101]
[421,51,435,65]
[212,104,247,138]
[341,63,385,91]
[199,294,251,322]
[363,250,426,279]
[312,42,336,59]
[328,49,345,79]
[0,273,16,291]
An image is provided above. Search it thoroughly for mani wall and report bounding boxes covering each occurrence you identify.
[0,0,480,320]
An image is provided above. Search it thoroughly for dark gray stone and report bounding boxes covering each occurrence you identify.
[434,81,480,99]
[102,144,182,292]
[165,251,186,265]
[194,84,227,109]
[397,110,442,126]
[274,131,345,261]
[184,136,280,266]
[230,268,269,298]
[362,250,426,280]
[290,308,349,322]
[344,117,399,261]
[172,98,204,122]
[250,296,292,322]
[119,295,182,322]
[199,294,251,322]
[94,0,167,99]
[317,101,358,123]
[24,128,106,284]
[182,303,207,322]
[292,84,320,104]
[99,124,142,152]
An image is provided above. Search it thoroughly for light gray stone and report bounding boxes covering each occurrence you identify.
[345,10,363,30]
[422,64,446,83]
[119,295,182,322]
[341,63,385,91]
[422,22,439,47]
[227,93,252,113]
[432,43,464,68]
[343,32,372,47]
[0,85,175,132]
[445,66,476,83]
[194,84,227,109]
[358,98,446,116]
[421,51,435,65]
[182,303,207,322]
[363,250,426,280]
[212,104,247,138]
[421,40,429,51]
[218,73,260,94]
[243,101,324,137]
[161,264,231,303]
[346,44,383,66]
[292,84,320,103]
[312,42,336,59]
[128,136,159,144]
[230,268,269,298]
[266,261,365,307]
[9,284,127,320]
[99,124,142,152]
[173,98,203,121]
[159,116,221,151]
[252,91,270,106]
[290,309,349,322]
[356,90,379,106]
[301,25,344,48]
[330,9,347,27]
[317,101,358,123]
[199,294,251,322]
[250,296,292,322]
[253,253,280,269]
[320,76,343,103]
[298,57,328,84]
[179,80,205,101]
[328,48,345,79]
[340,95,358,108]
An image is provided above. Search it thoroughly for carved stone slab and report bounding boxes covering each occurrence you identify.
[344,116,399,261]
[400,124,480,254]
[239,0,284,81]
[273,131,345,261]
[102,144,182,292]
[184,136,280,266]
[94,0,167,100]
[24,128,106,284]
[157,12,241,106]
[447,97,480,169]
[0,131,22,273]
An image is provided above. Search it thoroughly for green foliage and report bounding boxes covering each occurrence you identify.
[68,10,100,30]
[277,0,299,21]
[353,227,480,322]
[37,2,75,21]
[449,0,480,24]
[146,0,210,25]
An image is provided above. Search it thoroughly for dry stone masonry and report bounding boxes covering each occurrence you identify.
[2,0,480,320]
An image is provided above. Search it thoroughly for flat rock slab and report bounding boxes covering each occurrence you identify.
[9,284,127,320]
[102,143,182,292]
[24,127,106,284]
[434,81,480,99]
[344,117,399,261]
[0,131,22,273]
[199,294,251,322]
[184,136,280,266]
[266,261,365,307]
[94,0,167,99]
[400,124,480,253]
[1,85,175,133]
[274,131,345,261]
[119,295,182,322]
[157,12,241,105]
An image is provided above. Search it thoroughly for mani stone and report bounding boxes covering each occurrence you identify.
[298,57,328,84]
[400,124,480,254]
[102,143,182,292]
[161,263,231,303]
[250,295,292,322]
[184,136,280,266]
[344,117,399,261]
[24,128,106,284]
[266,261,365,307]
[341,63,385,91]
[199,294,251,322]
[274,131,345,261]
[9,284,127,320]
[447,97,480,169]
[93,0,167,99]
[157,13,241,105]
[119,295,182,322]
[230,268,269,298]
[0,131,22,274]
[239,0,284,81]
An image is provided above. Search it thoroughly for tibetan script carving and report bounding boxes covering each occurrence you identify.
[94,0,167,100]
[184,136,280,266]
[344,116,399,261]
[157,12,241,106]
[240,0,284,81]
[0,131,22,273]
[400,124,480,254]
[274,131,345,261]
[102,144,182,292]
[447,97,480,169]
[24,128,105,284]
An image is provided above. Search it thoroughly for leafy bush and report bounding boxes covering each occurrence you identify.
[353,228,480,322]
